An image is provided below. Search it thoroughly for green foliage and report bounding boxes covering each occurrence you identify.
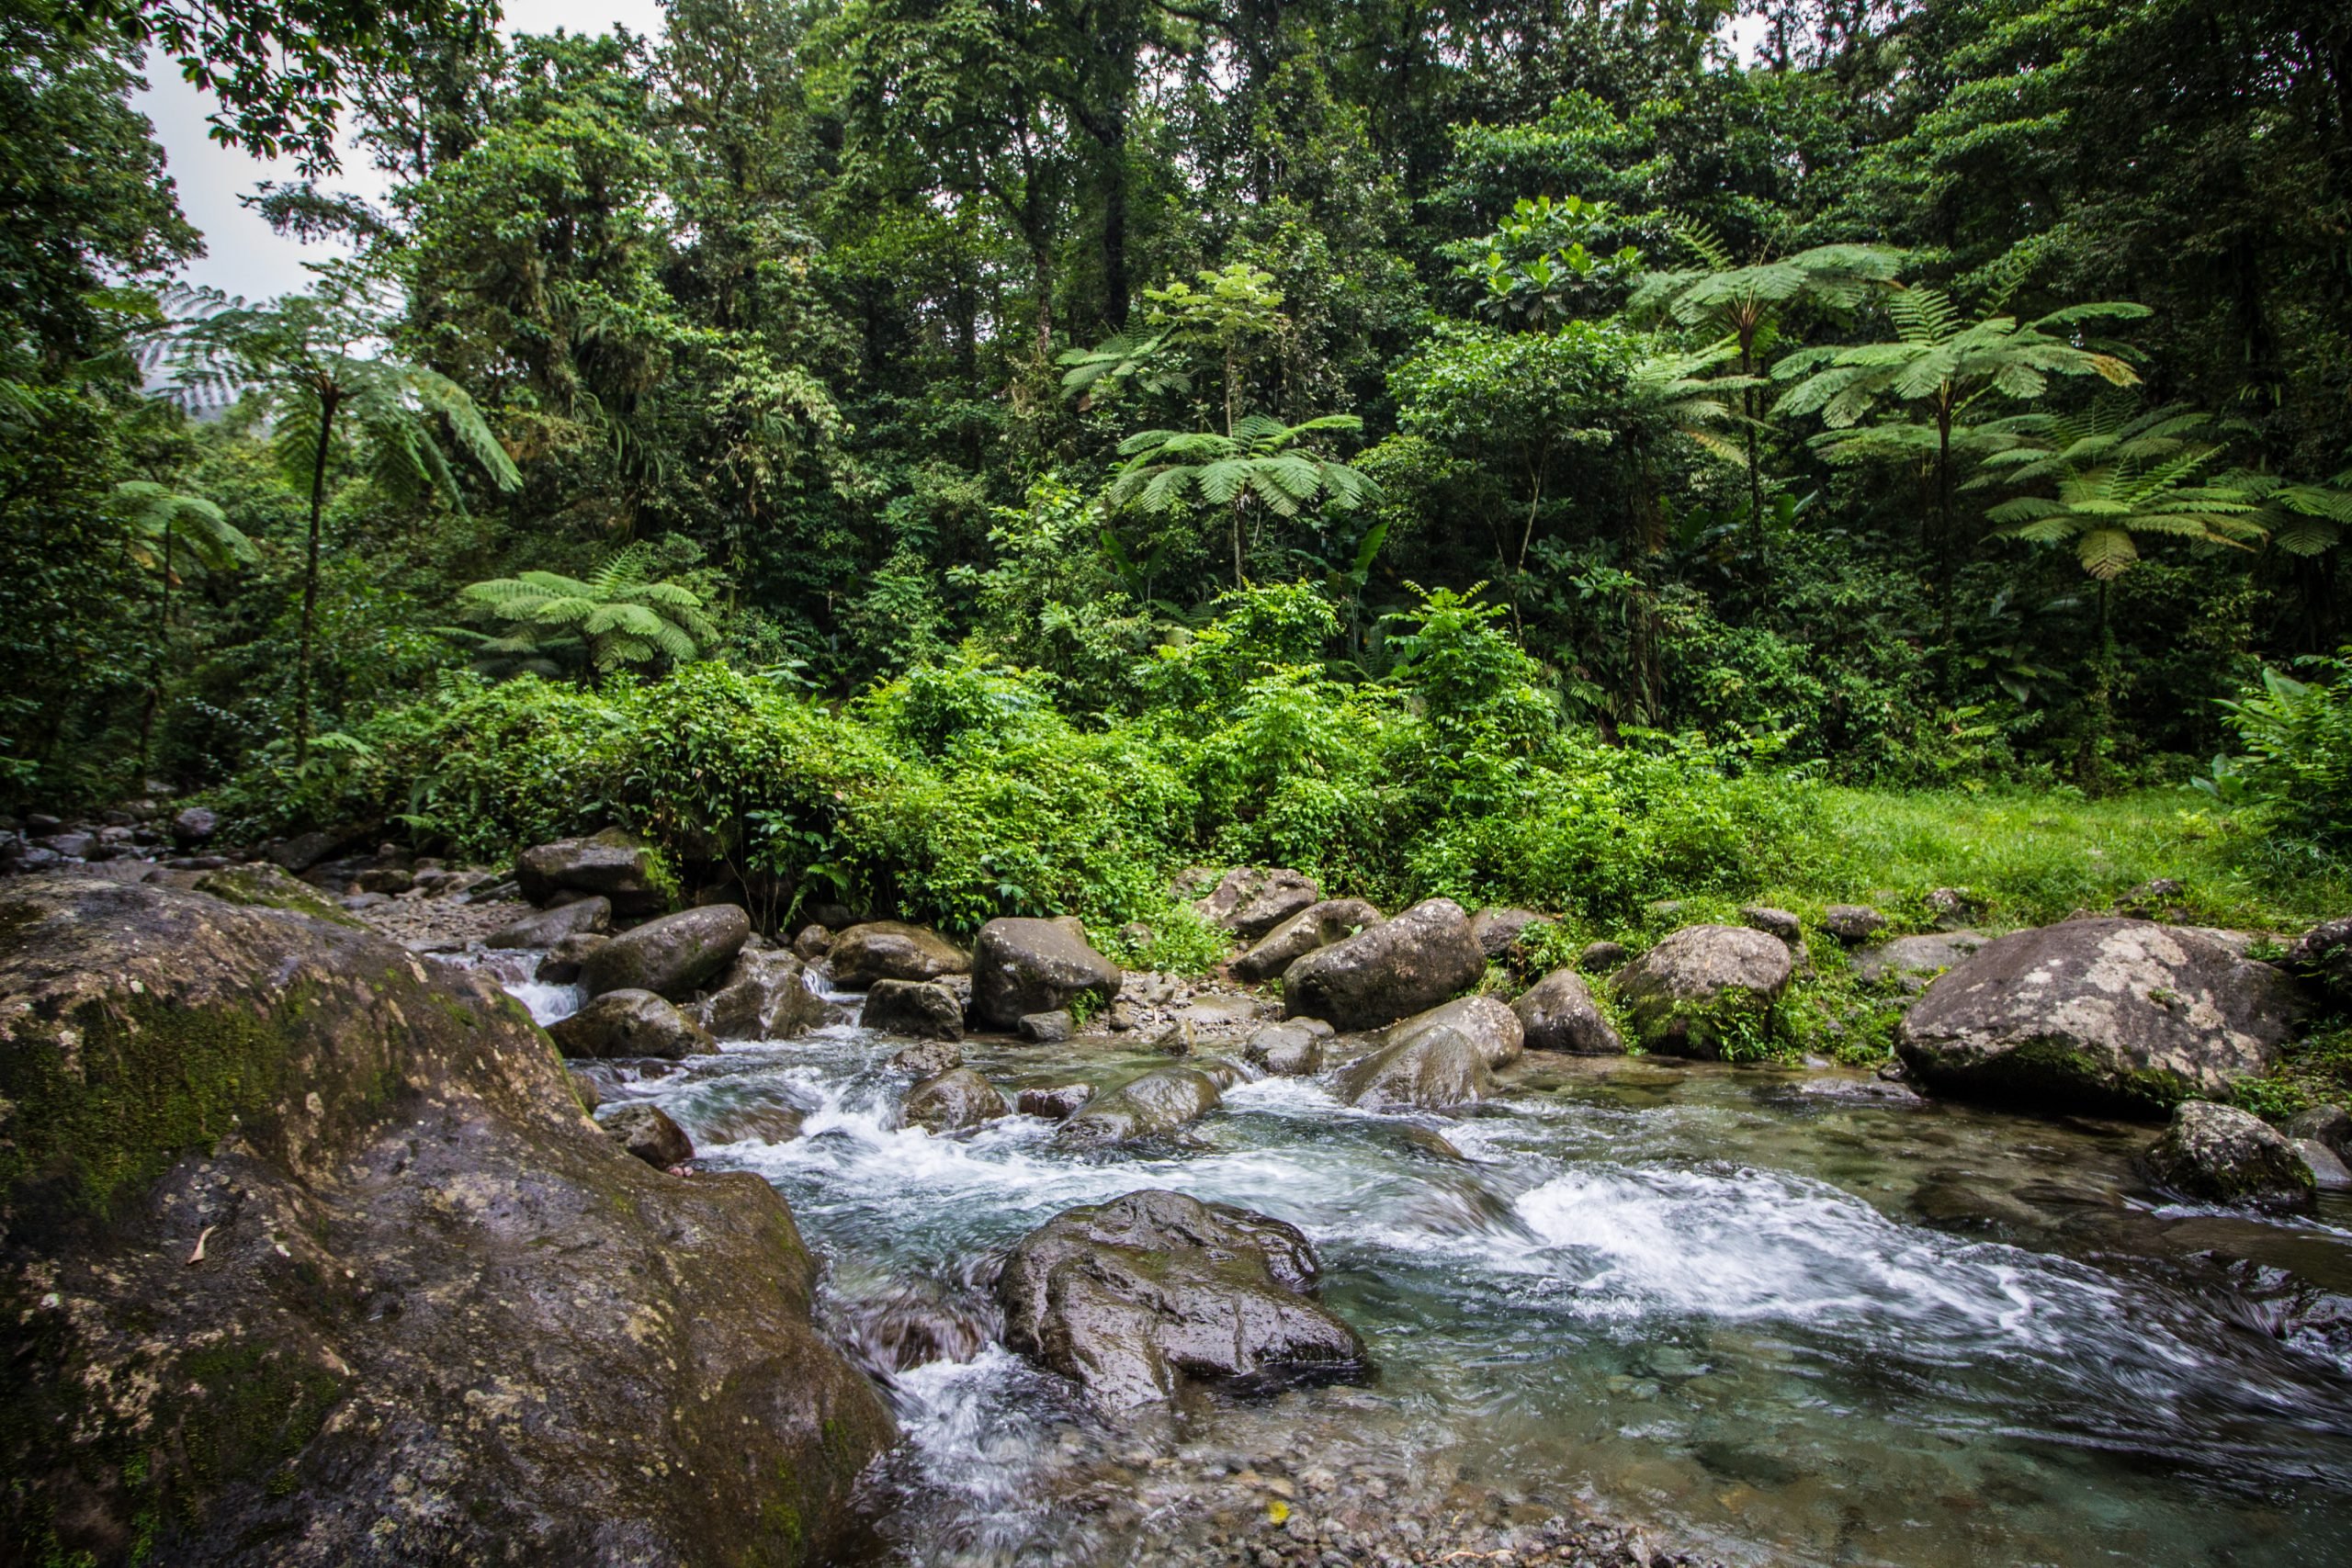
[2210,654,2352,855]
[458,543,720,678]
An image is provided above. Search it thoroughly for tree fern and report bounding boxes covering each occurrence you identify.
[458,543,719,679]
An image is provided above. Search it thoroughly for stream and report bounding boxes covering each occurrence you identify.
[492,959,2352,1567]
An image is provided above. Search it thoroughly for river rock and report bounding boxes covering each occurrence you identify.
[1822,904,1888,944]
[889,1038,963,1077]
[861,977,965,1041]
[1336,1026,1494,1111]
[971,917,1122,1030]
[1895,919,2308,1114]
[486,895,612,950]
[2143,1100,2315,1209]
[700,947,826,1040]
[548,987,716,1059]
[192,862,361,927]
[168,806,220,846]
[1230,897,1383,983]
[902,1067,1009,1133]
[2286,1104,2352,1160]
[1017,1083,1093,1119]
[0,873,892,1566]
[2284,917,2352,1008]
[996,1190,1369,1409]
[1612,925,1792,1057]
[1513,968,1624,1055]
[1244,1021,1325,1076]
[1739,905,1802,943]
[580,904,751,1000]
[1383,994,1522,1067]
[692,1092,808,1146]
[1194,866,1322,940]
[568,1068,602,1110]
[1019,1009,1075,1043]
[537,931,608,983]
[1057,1066,1223,1147]
[793,922,831,958]
[1854,931,1987,993]
[1468,907,1547,959]
[1579,940,1629,972]
[513,827,667,913]
[602,1102,694,1168]
[829,920,968,989]
[1282,897,1485,1032]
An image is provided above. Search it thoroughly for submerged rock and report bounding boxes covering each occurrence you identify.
[2143,1100,2315,1209]
[1612,925,1792,1057]
[1229,897,1383,983]
[486,895,611,950]
[1282,897,1485,1032]
[902,1066,1009,1133]
[1057,1066,1223,1146]
[971,917,1122,1029]
[0,874,892,1567]
[996,1190,1369,1409]
[602,1101,694,1168]
[1513,967,1623,1055]
[829,920,968,989]
[1336,1026,1494,1111]
[1895,919,2307,1114]
[580,903,751,1000]
[548,987,717,1060]
[699,947,825,1040]
[1016,1083,1094,1120]
[1194,866,1322,940]
[514,826,667,913]
[861,976,965,1041]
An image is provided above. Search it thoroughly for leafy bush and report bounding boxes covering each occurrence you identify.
[2209,652,2352,855]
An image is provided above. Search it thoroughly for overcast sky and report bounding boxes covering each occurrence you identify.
[136,0,671,300]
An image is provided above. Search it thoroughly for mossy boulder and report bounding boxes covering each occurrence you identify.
[1335,1026,1493,1111]
[1056,1065,1223,1147]
[514,827,669,913]
[1230,897,1382,984]
[828,920,969,989]
[579,904,751,1000]
[1612,925,1793,1057]
[1280,897,1484,1032]
[2143,1100,2315,1210]
[970,917,1122,1030]
[189,862,361,927]
[1513,968,1624,1055]
[0,874,891,1567]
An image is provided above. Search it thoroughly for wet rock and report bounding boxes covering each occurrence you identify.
[1020,1009,1075,1043]
[1821,904,1887,944]
[997,1190,1369,1409]
[168,806,220,846]
[2143,1100,2314,1209]
[0,874,892,1566]
[1468,907,1547,960]
[603,1102,695,1168]
[567,1068,602,1111]
[1513,968,1624,1055]
[694,1096,808,1146]
[581,904,751,1000]
[1335,1026,1494,1111]
[1738,906,1802,943]
[2300,1139,2352,1191]
[537,931,608,983]
[548,987,717,1060]
[1017,1083,1094,1120]
[903,1067,1010,1133]
[192,862,363,927]
[1895,919,2307,1115]
[792,922,832,959]
[514,826,667,913]
[1057,1066,1224,1147]
[1578,940,1629,973]
[2286,1104,2352,1161]
[1383,994,1522,1067]
[971,917,1122,1029]
[1230,897,1383,983]
[1244,1021,1325,1076]
[700,947,826,1040]
[1282,897,1485,1032]
[2284,917,2352,1009]
[486,895,612,950]
[1612,926,1792,1057]
[861,977,965,1041]
[1784,1076,1926,1108]
[1853,931,1986,993]
[889,1038,963,1078]
[1195,866,1323,940]
[829,920,969,988]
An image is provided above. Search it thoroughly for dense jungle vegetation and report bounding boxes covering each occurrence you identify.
[7,0,2352,937]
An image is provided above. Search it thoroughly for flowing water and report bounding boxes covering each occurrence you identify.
[482,953,2352,1566]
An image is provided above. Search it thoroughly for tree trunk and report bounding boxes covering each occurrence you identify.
[297,384,341,768]
[141,524,170,774]
[1935,402,1955,637]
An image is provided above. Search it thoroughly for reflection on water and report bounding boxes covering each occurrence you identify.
[493,959,2352,1567]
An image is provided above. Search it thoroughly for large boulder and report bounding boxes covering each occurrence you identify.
[1612,925,1793,1057]
[996,1190,1368,1409]
[601,1102,694,1168]
[513,827,668,913]
[580,904,751,1000]
[485,895,611,951]
[698,948,826,1041]
[1895,919,2308,1115]
[971,917,1122,1030]
[1194,867,1322,941]
[1382,994,1522,1067]
[1281,897,1485,1032]
[0,874,891,1567]
[1468,908,1548,960]
[1513,968,1624,1055]
[1243,1021,1326,1077]
[1230,897,1383,984]
[1057,1066,1223,1148]
[901,1067,1009,1133]
[828,921,969,989]
[1336,1027,1493,1111]
[190,863,360,928]
[860,977,965,1041]
[2143,1100,2315,1209]
[547,988,716,1060]
[168,806,220,847]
